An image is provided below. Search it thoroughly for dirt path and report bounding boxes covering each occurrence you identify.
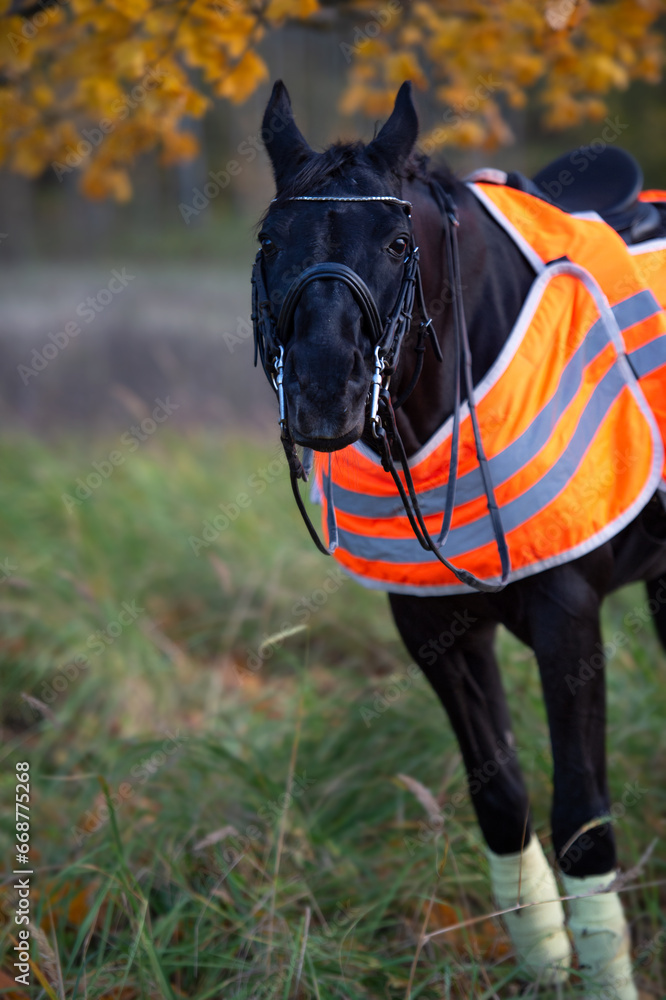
[0,262,276,434]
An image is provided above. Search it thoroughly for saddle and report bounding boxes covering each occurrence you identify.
[470,147,666,246]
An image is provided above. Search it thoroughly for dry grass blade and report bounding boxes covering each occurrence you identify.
[267,689,305,970]
[48,912,66,1000]
[517,811,530,902]
[436,752,463,800]
[396,773,443,825]
[140,617,190,669]
[258,624,308,658]
[1,574,31,590]
[423,873,666,944]
[20,693,60,725]
[405,893,434,1000]
[193,826,239,852]
[607,839,658,892]
[208,554,232,594]
[55,570,96,604]
[558,813,613,859]
[30,921,64,999]
[293,906,311,995]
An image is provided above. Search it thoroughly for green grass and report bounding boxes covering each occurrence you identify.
[0,431,664,999]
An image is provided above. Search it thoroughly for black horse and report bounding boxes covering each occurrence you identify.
[253,80,666,996]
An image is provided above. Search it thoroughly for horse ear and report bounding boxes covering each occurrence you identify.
[367,81,419,172]
[262,80,315,189]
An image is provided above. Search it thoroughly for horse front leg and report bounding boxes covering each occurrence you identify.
[646,574,666,651]
[526,564,637,1000]
[389,593,571,985]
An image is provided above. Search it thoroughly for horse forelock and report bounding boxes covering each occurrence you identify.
[264,142,373,210]
[259,144,459,231]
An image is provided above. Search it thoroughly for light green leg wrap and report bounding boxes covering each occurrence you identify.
[562,871,637,1000]
[488,835,571,984]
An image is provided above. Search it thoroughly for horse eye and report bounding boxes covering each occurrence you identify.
[260,235,276,255]
[388,237,408,258]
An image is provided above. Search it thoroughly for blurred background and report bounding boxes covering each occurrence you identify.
[0,3,665,998]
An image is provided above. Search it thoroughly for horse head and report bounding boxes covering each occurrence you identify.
[255,80,420,452]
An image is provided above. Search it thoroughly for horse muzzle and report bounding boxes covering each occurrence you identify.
[284,368,368,451]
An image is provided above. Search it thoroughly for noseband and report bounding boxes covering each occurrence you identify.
[251,190,509,593]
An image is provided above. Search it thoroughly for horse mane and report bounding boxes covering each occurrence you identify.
[402,150,457,192]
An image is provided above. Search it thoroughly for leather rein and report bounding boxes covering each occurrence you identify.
[251,188,510,593]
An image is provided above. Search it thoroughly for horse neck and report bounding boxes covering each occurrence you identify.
[393,177,535,456]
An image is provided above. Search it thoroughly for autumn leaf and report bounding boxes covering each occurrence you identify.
[81,165,132,201]
[0,967,29,1000]
[215,50,269,103]
[266,0,319,21]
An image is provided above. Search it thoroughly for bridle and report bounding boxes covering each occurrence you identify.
[253,195,432,431]
[251,189,510,593]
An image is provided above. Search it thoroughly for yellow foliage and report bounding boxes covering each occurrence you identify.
[507,88,528,109]
[543,91,587,129]
[339,81,370,116]
[617,41,637,67]
[422,17,464,59]
[455,119,488,147]
[216,50,269,103]
[355,38,390,59]
[421,124,456,152]
[510,53,545,87]
[583,97,608,121]
[182,89,210,119]
[544,0,590,31]
[584,53,630,91]
[266,0,319,21]
[341,84,396,118]
[32,85,54,109]
[82,165,132,201]
[105,0,152,20]
[483,100,515,147]
[386,52,427,89]
[160,130,199,165]
[112,40,148,78]
[70,75,113,111]
[144,7,181,35]
[635,50,662,83]
[0,0,662,200]
[211,12,259,59]
[400,25,422,47]
[11,131,50,177]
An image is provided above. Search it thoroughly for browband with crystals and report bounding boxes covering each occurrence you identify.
[272,195,412,209]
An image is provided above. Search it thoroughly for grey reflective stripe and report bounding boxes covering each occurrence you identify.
[323,475,404,519]
[324,454,339,551]
[336,362,631,564]
[627,335,666,379]
[612,289,661,329]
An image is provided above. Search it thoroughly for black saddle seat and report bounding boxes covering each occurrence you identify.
[531,146,662,244]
